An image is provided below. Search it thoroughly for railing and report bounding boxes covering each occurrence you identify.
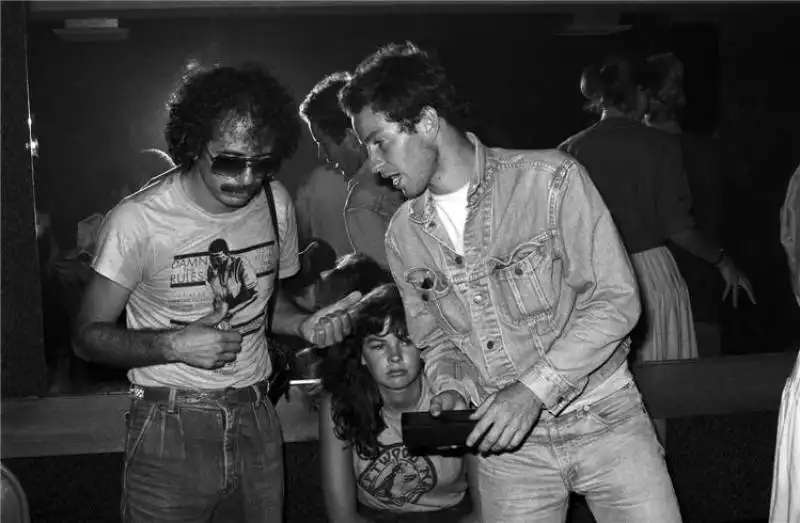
[2,351,796,459]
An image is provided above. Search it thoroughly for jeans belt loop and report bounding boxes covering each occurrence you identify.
[253,383,263,404]
[167,387,178,413]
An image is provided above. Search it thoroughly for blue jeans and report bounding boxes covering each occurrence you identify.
[122,385,284,522]
[477,382,682,523]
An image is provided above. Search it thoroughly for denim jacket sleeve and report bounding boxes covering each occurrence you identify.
[385,233,482,407]
[518,161,641,414]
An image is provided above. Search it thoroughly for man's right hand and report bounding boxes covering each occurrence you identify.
[167,301,243,369]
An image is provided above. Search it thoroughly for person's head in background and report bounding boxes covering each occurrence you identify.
[300,71,367,179]
[320,284,422,458]
[293,251,393,313]
[339,42,473,199]
[643,52,686,134]
[165,63,301,214]
[580,54,659,122]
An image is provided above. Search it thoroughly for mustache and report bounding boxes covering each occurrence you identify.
[220,183,258,193]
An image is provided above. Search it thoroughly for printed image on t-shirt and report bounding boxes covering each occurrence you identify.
[168,238,276,373]
[357,443,438,507]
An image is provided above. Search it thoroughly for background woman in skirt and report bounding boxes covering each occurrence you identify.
[770,164,800,523]
[559,53,755,364]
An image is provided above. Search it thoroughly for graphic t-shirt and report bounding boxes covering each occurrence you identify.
[92,172,299,389]
[353,383,467,512]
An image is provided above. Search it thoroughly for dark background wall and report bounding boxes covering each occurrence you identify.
[4,3,800,523]
[24,4,800,357]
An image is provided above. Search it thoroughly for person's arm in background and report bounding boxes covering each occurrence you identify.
[780,165,800,302]
[386,229,482,415]
[657,138,756,307]
[319,394,374,523]
[468,159,641,453]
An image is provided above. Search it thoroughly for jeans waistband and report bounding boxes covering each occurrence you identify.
[585,338,630,392]
[130,381,270,406]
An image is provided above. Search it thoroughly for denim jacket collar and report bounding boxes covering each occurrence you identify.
[409,131,496,226]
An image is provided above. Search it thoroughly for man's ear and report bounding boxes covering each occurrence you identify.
[343,128,362,151]
[415,106,440,140]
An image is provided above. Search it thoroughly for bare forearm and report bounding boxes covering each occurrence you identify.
[270,288,308,339]
[74,322,174,368]
[670,228,722,264]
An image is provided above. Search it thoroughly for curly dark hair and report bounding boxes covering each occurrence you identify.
[165,63,301,170]
[299,71,353,144]
[339,41,471,134]
[320,284,412,459]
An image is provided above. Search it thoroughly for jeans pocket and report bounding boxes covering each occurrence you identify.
[124,400,157,467]
[582,384,644,430]
[488,233,561,334]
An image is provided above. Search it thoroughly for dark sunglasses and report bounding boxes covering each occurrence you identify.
[207,146,282,179]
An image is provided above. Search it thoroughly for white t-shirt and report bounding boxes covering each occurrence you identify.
[431,184,469,255]
[92,172,300,389]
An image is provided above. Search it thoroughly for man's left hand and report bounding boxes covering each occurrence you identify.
[467,381,543,453]
[299,290,362,347]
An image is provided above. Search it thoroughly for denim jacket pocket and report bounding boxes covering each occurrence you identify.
[488,233,561,334]
[405,267,469,336]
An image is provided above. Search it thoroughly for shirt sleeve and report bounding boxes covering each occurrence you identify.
[345,206,390,268]
[781,166,800,305]
[91,202,149,290]
[272,180,300,280]
[518,159,641,414]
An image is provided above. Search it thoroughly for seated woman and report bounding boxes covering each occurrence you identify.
[319,284,481,523]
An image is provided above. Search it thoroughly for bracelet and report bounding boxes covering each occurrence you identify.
[713,248,727,267]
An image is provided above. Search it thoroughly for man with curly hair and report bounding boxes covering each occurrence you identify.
[73,64,360,522]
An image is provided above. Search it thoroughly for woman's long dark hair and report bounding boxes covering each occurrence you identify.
[320,284,413,459]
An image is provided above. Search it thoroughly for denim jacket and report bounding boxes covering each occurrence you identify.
[385,133,641,415]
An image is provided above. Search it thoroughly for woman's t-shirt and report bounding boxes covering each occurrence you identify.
[352,382,468,512]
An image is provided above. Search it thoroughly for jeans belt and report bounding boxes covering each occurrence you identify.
[584,338,630,392]
[130,381,270,405]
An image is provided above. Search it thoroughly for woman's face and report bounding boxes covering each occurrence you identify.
[360,319,422,392]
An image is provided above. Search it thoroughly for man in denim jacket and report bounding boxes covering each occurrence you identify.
[340,42,682,522]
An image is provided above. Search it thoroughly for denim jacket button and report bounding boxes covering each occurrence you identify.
[454,255,464,266]
[514,266,524,276]
[486,340,494,350]
[421,294,430,302]
[473,294,483,304]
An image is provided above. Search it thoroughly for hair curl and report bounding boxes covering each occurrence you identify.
[339,41,472,133]
[299,71,353,144]
[165,63,301,170]
[320,284,412,459]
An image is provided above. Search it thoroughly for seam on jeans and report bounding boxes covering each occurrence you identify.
[121,401,157,520]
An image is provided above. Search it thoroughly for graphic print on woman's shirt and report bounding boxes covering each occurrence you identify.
[357,443,438,507]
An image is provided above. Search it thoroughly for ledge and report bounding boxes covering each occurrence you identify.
[2,351,796,459]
